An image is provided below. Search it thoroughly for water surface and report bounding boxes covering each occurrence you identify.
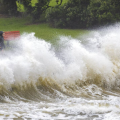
[0,24,120,120]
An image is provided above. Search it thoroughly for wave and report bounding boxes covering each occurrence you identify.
[0,24,120,102]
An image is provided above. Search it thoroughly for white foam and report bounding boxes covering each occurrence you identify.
[0,26,120,90]
[0,24,120,119]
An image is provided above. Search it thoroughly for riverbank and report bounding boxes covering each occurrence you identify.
[0,17,88,42]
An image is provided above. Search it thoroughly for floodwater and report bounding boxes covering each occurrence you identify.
[0,24,120,120]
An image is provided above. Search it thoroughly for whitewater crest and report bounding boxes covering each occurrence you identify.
[0,25,120,101]
[0,25,120,120]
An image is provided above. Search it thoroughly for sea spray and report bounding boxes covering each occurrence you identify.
[0,29,120,95]
[0,24,120,119]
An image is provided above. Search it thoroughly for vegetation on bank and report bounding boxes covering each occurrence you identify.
[46,0,120,28]
[0,0,87,45]
[0,0,120,29]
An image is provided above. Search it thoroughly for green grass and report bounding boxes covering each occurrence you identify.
[0,17,88,43]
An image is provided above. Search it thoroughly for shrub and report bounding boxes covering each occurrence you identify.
[46,0,90,28]
[46,0,120,28]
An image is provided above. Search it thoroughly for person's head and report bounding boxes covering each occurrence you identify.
[0,31,3,36]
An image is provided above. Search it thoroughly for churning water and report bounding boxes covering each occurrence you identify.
[0,24,120,120]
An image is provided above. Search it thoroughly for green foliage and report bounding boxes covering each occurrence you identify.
[49,0,67,6]
[87,0,116,27]
[21,0,51,22]
[0,0,66,23]
[46,6,66,27]
[46,0,90,28]
[1,0,19,16]
[46,0,120,28]
[1,0,120,28]
[32,0,51,20]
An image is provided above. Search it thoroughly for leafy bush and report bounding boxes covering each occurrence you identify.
[46,0,120,28]
[46,6,66,27]
[87,0,115,27]
[46,0,90,28]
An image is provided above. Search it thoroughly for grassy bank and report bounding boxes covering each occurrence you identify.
[1,0,88,43]
[0,17,87,43]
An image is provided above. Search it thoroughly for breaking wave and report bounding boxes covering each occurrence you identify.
[0,24,120,103]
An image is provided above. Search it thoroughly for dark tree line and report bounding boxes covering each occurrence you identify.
[21,0,52,21]
[0,0,18,15]
[0,0,51,19]
[0,0,120,28]
[0,0,62,21]
[46,0,120,28]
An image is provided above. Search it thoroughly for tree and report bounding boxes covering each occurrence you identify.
[32,0,51,21]
[46,0,90,28]
[111,0,120,19]
[20,0,51,22]
[56,0,63,6]
[87,0,117,27]
[1,0,52,21]
[2,0,18,16]
[46,0,120,28]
